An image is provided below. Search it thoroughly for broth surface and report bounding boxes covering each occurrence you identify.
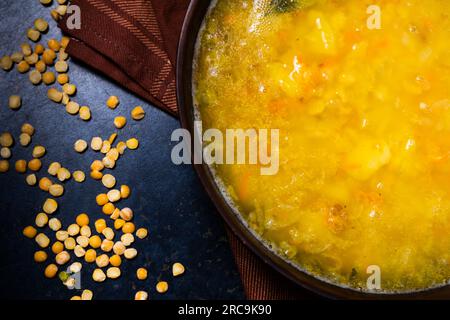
[194,0,450,291]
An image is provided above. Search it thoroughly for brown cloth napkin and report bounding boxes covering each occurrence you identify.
[59,0,318,300]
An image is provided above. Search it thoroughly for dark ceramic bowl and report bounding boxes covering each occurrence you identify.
[176,0,450,299]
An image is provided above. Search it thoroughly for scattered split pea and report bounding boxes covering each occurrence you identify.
[9,95,21,110]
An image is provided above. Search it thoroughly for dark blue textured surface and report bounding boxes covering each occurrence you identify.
[0,0,244,300]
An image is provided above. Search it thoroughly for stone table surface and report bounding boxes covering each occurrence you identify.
[0,0,244,300]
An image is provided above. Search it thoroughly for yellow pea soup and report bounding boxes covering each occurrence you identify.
[194,0,450,292]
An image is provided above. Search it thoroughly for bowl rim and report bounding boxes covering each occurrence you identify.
[176,0,450,300]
